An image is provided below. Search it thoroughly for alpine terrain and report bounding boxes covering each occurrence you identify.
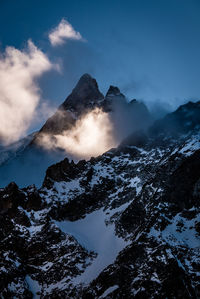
[0,74,200,298]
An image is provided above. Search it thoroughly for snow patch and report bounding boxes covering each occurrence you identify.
[55,208,129,285]
[99,285,119,298]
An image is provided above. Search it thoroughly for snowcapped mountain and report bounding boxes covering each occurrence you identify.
[0,76,200,298]
[32,73,152,144]
[0,74,152,188]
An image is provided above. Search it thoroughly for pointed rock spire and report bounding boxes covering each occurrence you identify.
[62,73,104,112]
[106,85,125,99]
[33,74,104,138]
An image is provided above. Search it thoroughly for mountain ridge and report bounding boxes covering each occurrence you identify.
[0,90,200,297]
[32,73,152,146]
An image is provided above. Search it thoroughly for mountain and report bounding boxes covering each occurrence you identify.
[33,74,104,139]
[0,98,200,298]
[150,100,200,137]
[0,74,152,188]
[32,73,151,145]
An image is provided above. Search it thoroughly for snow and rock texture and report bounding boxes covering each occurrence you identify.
[32,73,152,145]
[0,73,152,188]
[0,100,200,297]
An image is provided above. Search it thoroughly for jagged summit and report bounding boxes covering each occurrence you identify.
[176,100,200,114]
[77,73,92,81]
[150,100,200,136]
[72,73,97,90]
[1,70,200,297]
[1,97,200,297]
[106,85,122,97]
[33,74,104,136]
[31,73,153,145]
[61,73,104,112]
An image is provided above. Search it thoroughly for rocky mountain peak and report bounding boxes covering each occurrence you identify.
[61,73,104,112]
[32,74,104,137]
[176,100,200,116]
[71,73,100,96]
[106,85,125,99]
[150,100,200,137]
[73,73,96,88]
[1,85,200,298]
[106,85,120,96]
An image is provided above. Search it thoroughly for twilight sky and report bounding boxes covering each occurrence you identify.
[0,0,200,139]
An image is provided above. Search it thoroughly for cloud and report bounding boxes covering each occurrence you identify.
[49,19,84,46]
[0,40,56,145]
[37,108,117,159]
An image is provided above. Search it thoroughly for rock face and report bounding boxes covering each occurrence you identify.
[33,74,104,139]
[150,100,200,136]
[0,100,200,298]
[32,74,152,145]
[61,73,104,112]
[0,74,152,188]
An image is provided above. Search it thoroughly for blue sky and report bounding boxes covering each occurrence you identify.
[0,0,200,135]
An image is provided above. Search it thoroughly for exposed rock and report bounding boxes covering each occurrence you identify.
[1,95,200,297]
[61,73,104,112]
[32,74,151,147]
[106,85,125,99]
[33,74,104,140]
[150,100,200,137]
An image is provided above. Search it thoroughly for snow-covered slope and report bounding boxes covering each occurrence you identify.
[0,74,152,189]
[0,98,200,298]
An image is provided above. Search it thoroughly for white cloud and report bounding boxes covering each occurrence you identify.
[38,108,117,159]
[0,40,55,145]
[49,19,84,46]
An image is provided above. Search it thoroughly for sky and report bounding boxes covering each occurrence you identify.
[0,0,200,140]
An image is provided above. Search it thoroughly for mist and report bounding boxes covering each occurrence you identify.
[0,146,67,188]
[109,97,153,142]
[37,108,117,159]
[0,11,199,189]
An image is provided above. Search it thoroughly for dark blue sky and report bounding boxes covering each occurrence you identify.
[1,0,200,117]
